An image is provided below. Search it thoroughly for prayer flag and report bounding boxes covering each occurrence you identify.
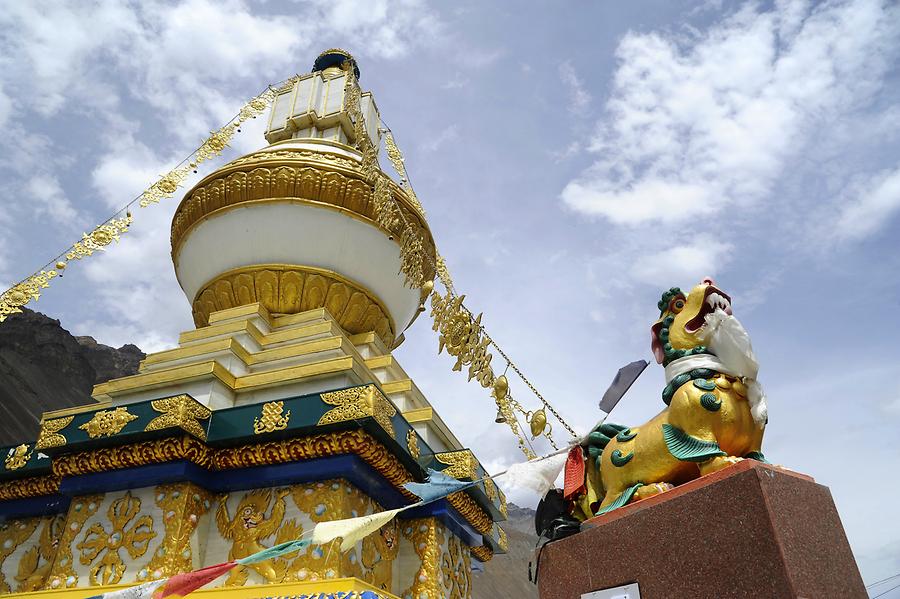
[237,539,311,565]
[402,468,471,503]
[84,580,166,599]
[599,360,648,413]
[312,508,403,552]
[500,452,567,496]
[153,562,236,598]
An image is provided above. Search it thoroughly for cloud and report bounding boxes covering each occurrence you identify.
[561,0,900,226]
[630,236,732,287]
[836,166,900,241]
[24,175,79,226]
[558,61,591,115]
[420,124,459,152]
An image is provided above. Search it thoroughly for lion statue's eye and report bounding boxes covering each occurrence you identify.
[671,298,685,312]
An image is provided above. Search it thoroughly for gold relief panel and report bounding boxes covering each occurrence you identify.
[144,395,212,441]
[76,491,156,586]
[253,401,291,434]
[206,479,392,588]
[399,518,445,599]
[78,407,138,439]
[191,264,395,346]
[435,450,477,481]
[4,444,32,471]
[0,475,60,502]
[35,416,74,450]
[0,516,41,593]
[140,483,213,582]
[442,533,472,599]
[318,385,397,440]
[45,494,104,590]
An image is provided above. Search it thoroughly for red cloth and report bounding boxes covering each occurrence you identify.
[153,562,236,598]
[563,445,586,500]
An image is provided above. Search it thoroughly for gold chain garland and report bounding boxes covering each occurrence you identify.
[340,71,575,455]
[0,77,297,324]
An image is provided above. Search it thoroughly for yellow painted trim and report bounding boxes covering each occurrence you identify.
[382,379,412,394]
[364,354,393,370]
[234,356,355,390]
[402,406,433,423]
[2,577,399,598]
[206,301,272,325]
[178,319,267,345]
[348,331,376,345]
[251,335,346,364]
[271,306,328,327]
[42,400,111,420]
[92,361,236,398]
[142,337,237,367]
[262,320,340,346]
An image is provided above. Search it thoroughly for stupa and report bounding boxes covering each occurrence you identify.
[0,50,506,599]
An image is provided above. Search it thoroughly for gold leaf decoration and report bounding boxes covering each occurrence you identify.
[0,270,59,323]
[4,444,32,471]
[78,407,138,439]
[435,450,478,480]
[406,429,420,460]
[65,214,134,261]
[253,401,291,434]
[144,394,211,441]
[76,492,156,586]
[318,385,397,439]
[35,416,74,450]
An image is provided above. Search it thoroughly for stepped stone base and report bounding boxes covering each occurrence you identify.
[537,460,866,599]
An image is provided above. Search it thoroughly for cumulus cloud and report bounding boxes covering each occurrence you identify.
[836,166,900,241]
[631,236,732,288]
[561,0,900,226]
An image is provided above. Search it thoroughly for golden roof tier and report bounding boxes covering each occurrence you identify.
[172,54,435,347]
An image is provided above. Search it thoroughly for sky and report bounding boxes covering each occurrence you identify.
[1,0,899,591]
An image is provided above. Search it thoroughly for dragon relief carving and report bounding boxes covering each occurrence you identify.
[14,515,64,592]
[216,488,300,585]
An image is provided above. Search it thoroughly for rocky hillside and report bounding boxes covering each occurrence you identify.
[473,503,539,599]
[0,308,144,445]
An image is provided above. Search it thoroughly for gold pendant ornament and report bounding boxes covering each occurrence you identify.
[78,407,138,439]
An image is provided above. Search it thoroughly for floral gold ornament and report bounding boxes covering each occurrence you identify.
[0,517,41,593]
[253,401,291,434]
[65,214,134,261]
[141,483,213,580]
[76,492,156,586]
[470,545,493,563]
[0,270,59,323]
[51,436,211,478]
[35,416,74,450]
[406,429,420,460]
[14,514,63,592]
[78,407,138,439]
[45,494,103,590]
[4,444,32,470]
[0,475,60,501]
[318,385,397,439]
[435,450,478,480]
[144,394,212,441]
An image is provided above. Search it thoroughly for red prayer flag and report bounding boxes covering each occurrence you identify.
[563,445,586,501]
[153,562,236,598]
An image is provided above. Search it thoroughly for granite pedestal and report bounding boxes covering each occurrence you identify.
[537,460,866,599]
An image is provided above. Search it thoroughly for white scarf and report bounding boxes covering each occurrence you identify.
[663,310,767,427]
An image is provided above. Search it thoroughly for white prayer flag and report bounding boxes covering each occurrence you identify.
[311,508,403,551]
[499,452,568,496]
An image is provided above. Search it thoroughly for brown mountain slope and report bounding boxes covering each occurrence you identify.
[0,308,144,444]
[473,503,539,599]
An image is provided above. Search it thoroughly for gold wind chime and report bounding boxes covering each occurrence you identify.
[341,69,577,458]
[0,77,298,324]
